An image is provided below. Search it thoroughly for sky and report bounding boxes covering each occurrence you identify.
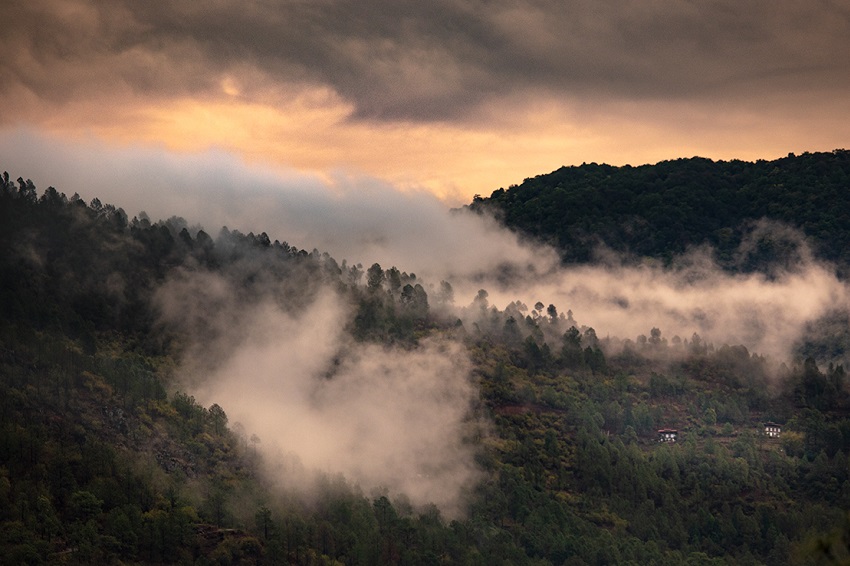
[2,0,850,205]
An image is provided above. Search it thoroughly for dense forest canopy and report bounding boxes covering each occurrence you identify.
[468,150,850,273]
[1,169,850,565]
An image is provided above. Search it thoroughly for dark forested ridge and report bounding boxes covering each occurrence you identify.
[1,171,850,565]
[469,150,850,271]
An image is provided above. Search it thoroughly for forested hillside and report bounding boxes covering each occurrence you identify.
[2,172,850,565]
[469,150,850,272]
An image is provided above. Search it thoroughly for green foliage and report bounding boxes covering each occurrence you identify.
[2,170,850,564]
[470,150,850,272]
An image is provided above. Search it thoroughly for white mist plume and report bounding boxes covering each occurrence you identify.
[478,239,850,363]
[156,272,483,517]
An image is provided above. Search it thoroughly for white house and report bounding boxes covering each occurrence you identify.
[764,422,782,438]
[657,428,678,443]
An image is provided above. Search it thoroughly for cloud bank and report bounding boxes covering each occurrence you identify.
[4,2,849,202]
[0,129,559,286]
[3,0,849,123]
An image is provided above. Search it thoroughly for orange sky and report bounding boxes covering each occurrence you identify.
[2,0,850,205]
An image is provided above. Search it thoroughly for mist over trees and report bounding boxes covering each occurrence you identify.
[2,168,850,564]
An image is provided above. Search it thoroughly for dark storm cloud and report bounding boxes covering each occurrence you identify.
[3,0,849,123]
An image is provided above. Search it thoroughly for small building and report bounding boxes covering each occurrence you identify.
[764,422,782,438]
[658,428,678,443]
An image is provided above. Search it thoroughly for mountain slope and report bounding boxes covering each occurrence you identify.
[469,150,850,271]
[2,171,850,565]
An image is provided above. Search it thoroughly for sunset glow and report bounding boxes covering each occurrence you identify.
[2,1,849,204]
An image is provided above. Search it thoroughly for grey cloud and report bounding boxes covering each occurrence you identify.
[3,0,849,122]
